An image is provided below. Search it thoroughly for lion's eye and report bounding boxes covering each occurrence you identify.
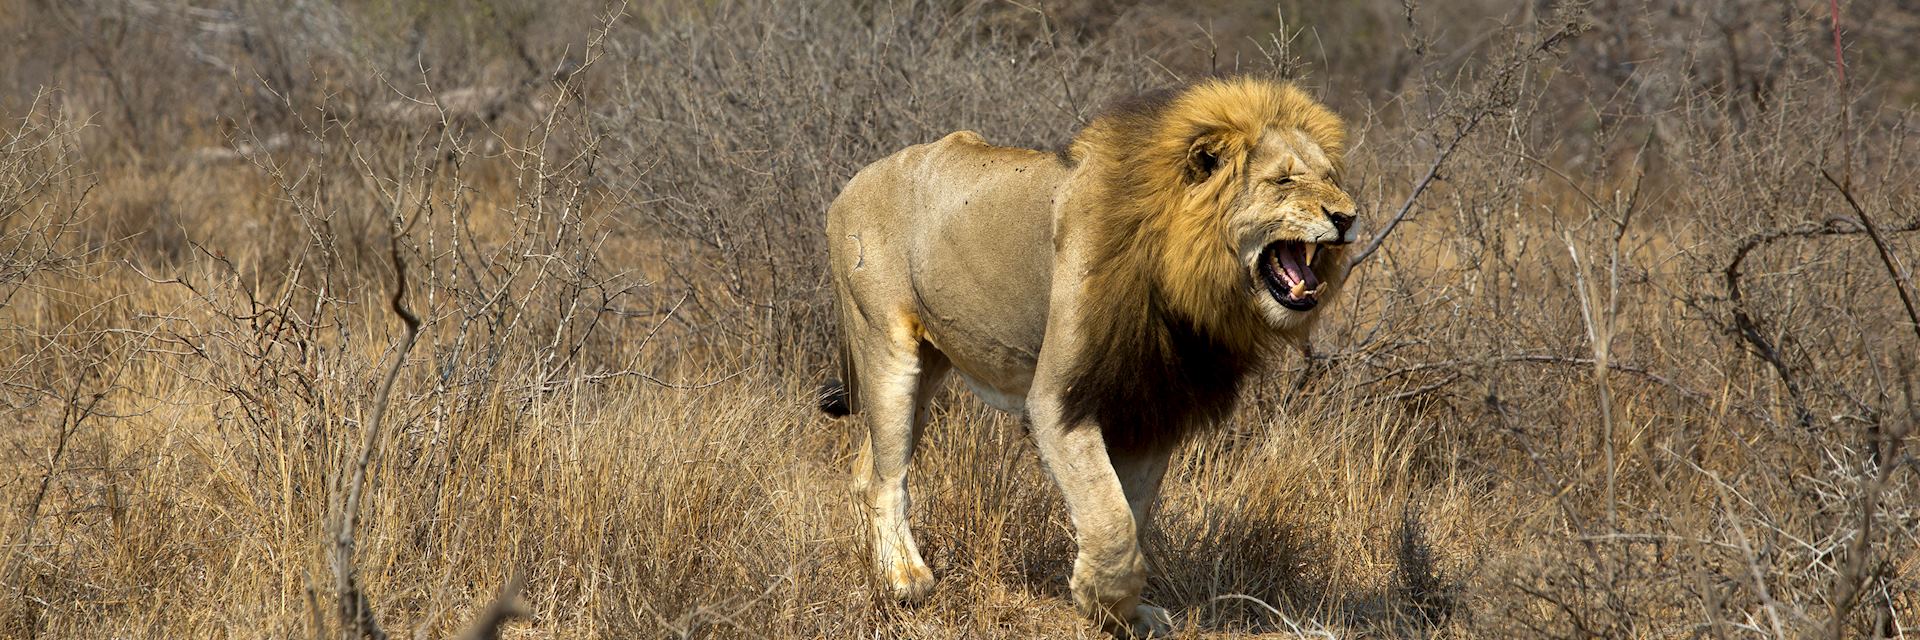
[1274,176,1296,188]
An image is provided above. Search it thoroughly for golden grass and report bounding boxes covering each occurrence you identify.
[3,1,1917,638]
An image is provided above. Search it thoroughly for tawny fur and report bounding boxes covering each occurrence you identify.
[1066,79,1346,351]
[822,77,1355,637]
[1058,79,1350,450]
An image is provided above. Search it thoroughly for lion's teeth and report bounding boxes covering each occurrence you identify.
[1305,243,1317,267]
[1289,280,1307,298]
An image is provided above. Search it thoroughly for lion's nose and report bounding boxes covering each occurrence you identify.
[1325,208,1355,241]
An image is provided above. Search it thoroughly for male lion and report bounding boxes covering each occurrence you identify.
[819,78,1355,637]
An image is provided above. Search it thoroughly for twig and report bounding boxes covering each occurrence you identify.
[530,366,748,393]
[1816,169,1916,640]
[1820,169,1920,346]
[1828,0,1851,189]
[4,375,102,586]
[1205,594,1336,638]
[2,303,143,590]
[1723,205,1920,430]
[1563,228,1619,526]
[330,236,422,640]
[1664,451,1792,639]
[1350,352,1713,403]
[1363,371,1463,404]
[1827,418,1903,639]
[1009,0,1085,125]
[1502,355,1696,399]
[1346,127,1464,269]
[1348,13,1586,270]
[1726,228,1823,431]
[454,574,528,640]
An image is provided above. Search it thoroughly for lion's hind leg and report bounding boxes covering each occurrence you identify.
[850,328,949,602]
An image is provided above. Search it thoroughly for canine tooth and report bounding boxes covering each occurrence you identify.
[1305,243,1317,267]
[1290,280,1307,298]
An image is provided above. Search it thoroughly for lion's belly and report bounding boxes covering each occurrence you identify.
[918,298,1046,414]
[912,230,1052,412]
[954,370,1030,413]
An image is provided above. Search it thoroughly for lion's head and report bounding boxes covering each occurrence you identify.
[1059,78,1353,449]
[1229,124,1357,325]
[1067,78,1353,345]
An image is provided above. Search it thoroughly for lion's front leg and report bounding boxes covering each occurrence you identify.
[1027,399,1175,638]
[1112,440,1176,548]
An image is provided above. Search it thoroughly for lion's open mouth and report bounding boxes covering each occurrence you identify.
[1258,241,1323,311]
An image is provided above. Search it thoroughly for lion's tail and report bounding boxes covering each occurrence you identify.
[816,379,853,417]
[817,339,858,418]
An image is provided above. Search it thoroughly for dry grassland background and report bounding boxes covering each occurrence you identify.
[1,0,1918,637]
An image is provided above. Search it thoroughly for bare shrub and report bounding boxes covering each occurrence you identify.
[0,0,1916,638]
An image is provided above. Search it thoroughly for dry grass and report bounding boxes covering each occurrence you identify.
[2,0,1918,638]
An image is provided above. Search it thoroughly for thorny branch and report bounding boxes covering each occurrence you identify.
[1723,205,1920,430]
[1347,10,1587,270]
[1817,168,1916,639]
[1820,169,1920,346]
[454,574,529,640]
[330,236,420,640]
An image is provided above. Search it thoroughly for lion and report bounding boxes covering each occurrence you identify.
[818,77,1355,637]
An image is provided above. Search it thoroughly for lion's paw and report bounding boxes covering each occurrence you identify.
[1100,604,1175,639]
[1127,605,1175,638]
[884,562,935,603]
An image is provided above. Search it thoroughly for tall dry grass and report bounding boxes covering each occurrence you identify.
[2,0,1917,638]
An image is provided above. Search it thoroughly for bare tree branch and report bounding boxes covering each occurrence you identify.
[454,574,529,640]
[1821,169,1920,347]
[1347,11,1587,270]
[330,235,421,640]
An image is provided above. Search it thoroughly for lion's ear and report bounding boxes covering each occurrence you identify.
[1183,132,1234,184]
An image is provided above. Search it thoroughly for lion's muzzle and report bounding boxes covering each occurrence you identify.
[1258,240,1324,311]
[1326,210,1356,244]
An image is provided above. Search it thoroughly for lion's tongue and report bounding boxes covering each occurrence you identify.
[1275,243,1319,292]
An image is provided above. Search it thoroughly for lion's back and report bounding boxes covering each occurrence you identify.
[827,130,1065,280]
[828,131,1060,236]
